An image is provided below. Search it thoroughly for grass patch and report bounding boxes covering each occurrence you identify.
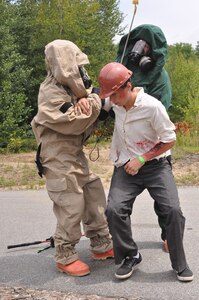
[0,163,45,190]
[175,172,199,186]
[0,143,199,190]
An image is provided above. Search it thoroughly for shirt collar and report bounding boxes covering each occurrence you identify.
[133,87,144,108]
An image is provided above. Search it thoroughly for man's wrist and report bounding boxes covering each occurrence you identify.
[138,155,145,165]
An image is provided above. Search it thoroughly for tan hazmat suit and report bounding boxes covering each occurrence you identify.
[31,40,112,265]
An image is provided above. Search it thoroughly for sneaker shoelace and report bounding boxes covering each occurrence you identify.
[123,257,133,268]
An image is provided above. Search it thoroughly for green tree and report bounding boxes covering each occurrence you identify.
[0,0,123,150]
[11,0,47,117]
[195,41,199,58]
[169,43,195,60]
[166,44,199,128]
[11,0,123,117]
[0,0,32,148]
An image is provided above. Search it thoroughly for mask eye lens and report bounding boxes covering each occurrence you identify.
[128,40,152,71]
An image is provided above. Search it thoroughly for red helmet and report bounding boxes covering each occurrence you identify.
[98,62,132,98]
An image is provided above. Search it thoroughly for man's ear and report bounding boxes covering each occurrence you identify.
[127,81,132,90]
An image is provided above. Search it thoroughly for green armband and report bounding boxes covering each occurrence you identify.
[138,155,145,164]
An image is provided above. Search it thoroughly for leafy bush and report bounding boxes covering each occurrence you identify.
[0,136,37,154]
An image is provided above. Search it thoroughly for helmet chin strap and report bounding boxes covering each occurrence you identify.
[120,0,139,64]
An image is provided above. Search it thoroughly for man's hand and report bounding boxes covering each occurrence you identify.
[74,98,91,115]
[124,158,143,176]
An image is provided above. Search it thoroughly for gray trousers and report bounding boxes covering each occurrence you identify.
[106,158,188,273]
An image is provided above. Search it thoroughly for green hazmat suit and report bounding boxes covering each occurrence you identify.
[116,24,172,242]
[116,24,172,110]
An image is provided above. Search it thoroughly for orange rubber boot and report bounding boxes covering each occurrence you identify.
[57,259,90,277]
[92,248,114,260]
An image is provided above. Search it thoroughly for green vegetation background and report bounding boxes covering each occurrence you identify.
[0,0,199,153]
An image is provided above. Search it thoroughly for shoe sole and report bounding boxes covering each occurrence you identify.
[177,274,194,282]
[57,267,90,277]
[115,261,142,280]
[92,255,114,260]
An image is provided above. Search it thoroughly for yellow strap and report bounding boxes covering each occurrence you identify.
[133,0,139,4]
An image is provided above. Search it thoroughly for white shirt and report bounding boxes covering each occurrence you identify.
[104,88,176,167]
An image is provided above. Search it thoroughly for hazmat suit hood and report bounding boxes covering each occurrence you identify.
[116,24,171,110]
[116,24,167,80]
[31,39,101,143]
[45,39,90,98]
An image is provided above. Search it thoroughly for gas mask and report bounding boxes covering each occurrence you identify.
[79,66,92,89]
[128,40,153,72]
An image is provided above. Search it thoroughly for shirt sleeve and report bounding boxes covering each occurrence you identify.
[150,102,176,143]
[35,93,102,136]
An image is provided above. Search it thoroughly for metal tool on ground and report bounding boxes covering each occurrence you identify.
[7,236,54,253]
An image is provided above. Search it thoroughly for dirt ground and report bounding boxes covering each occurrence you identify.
[0,146,199,190]
[87,147,199,187]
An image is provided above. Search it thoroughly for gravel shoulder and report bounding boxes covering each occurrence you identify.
[0,286,130,300]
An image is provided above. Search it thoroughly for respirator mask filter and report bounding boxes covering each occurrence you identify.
[128,40,153,72]
[79,66,92,89]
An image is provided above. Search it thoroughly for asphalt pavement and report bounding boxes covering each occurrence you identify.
[0,187,198,300]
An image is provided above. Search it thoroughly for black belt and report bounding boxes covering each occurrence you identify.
[122,157,166,167]
[144,157,166,165]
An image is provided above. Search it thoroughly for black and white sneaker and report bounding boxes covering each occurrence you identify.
[115,253,142,279]
[177,267,194,282]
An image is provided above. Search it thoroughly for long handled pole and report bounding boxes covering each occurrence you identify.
[120,0,139,63]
